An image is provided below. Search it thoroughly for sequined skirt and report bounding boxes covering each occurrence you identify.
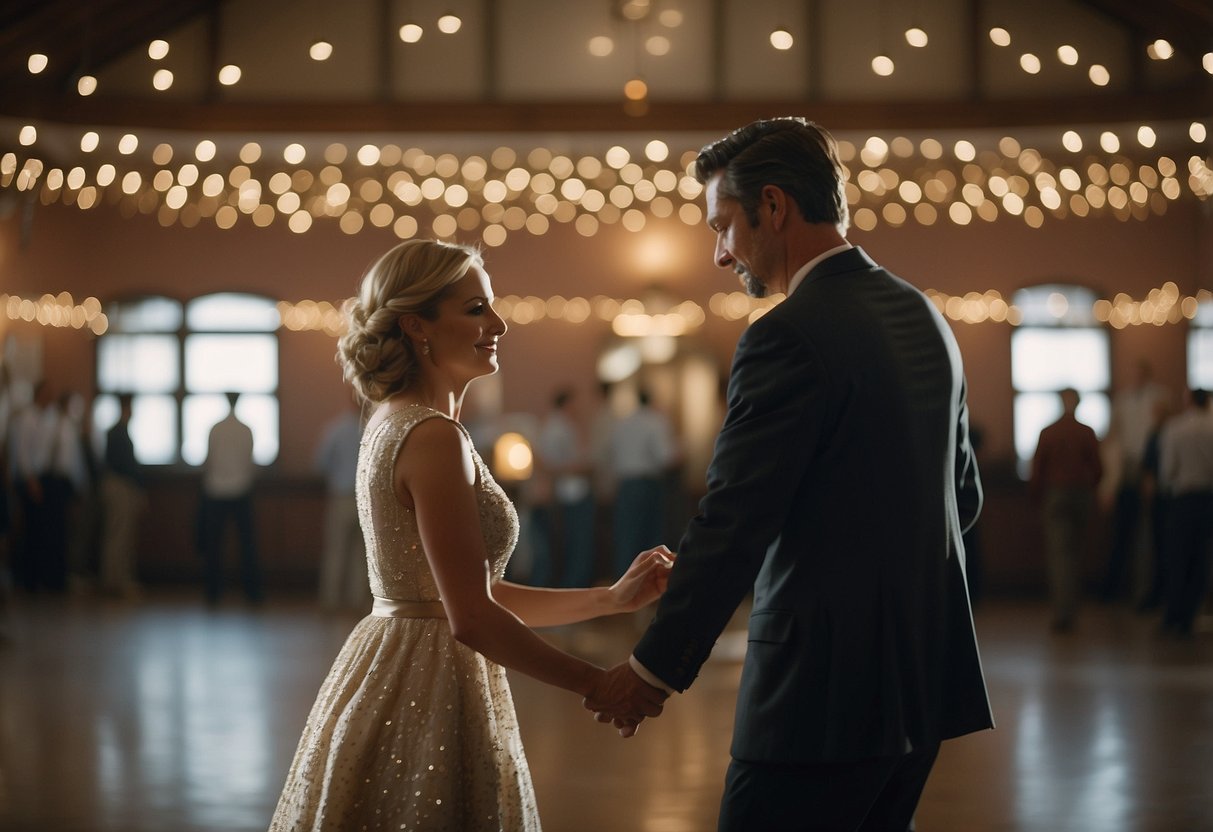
[269,615,541,831]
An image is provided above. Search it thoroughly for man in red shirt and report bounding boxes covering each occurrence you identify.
[1030,388,1104,632]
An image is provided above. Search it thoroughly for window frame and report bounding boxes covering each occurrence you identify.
[95,292,281,467]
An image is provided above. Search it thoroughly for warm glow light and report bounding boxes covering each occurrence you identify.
[118,133,138,155]
[195,139,217,161]
[493,433,534,481]
[588,36,614,56]
[148,39,170,60]
[645,140,669,162]
[770,28,793,50]
[624,78,648,100]
[437,14,462,34]
[659,9,683,27]
[152,69,174,90]
[1057,45,1078,65]
[19,125,36,146]
[871,55,894,76]
[905,27,928,48]
[77,75,97,96]
[399,23,423,43]
[1192,122,1209,143]
[646,35,671,56]
[1089,64,1110,86]
[1137,126,1156,148]
[80,131,99,153]
[284,143,306,164]
[28,53,48,74]
[1148,39,1174,60]
[309,40,333,60]
[1019,53,1041,74]
[1062,131,1083,152]
[1205,53,1213,74]
[953,140,976,162]
[989,27,1011,47]
[218,64,242,85]
[1100,131,1120,153]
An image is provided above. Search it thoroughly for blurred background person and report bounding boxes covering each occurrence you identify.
[1137,397,1175,612]
[198,391,263,606]
[1102,360,1169,603]
[1158,388,1213,638]
[313,395,367,610]
[99,393,146,598]
[11,382,73,593]
[536,387,595,588]
[609,388,677,578]
[63,390,100,594]
[1030,388,1103,633]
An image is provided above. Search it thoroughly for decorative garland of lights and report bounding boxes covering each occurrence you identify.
[5,285,1210,338]
[2,124,1211,245]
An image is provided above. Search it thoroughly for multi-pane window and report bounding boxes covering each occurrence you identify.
[1011,285,1110,476]
[1188,298,1213,390]
[95,294,279,465]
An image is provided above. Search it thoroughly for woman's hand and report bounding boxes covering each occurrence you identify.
[608,546,676,612]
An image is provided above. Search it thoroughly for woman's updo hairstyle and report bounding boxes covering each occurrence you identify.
[337,239,483,403]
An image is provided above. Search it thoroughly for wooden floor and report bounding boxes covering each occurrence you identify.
[1,592,1211,832]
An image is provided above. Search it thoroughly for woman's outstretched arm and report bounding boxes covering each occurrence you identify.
[401,417,608,697]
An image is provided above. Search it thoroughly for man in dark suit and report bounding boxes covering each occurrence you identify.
[584,118,993,831]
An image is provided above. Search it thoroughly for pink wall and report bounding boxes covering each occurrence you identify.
[2,197,1203,472]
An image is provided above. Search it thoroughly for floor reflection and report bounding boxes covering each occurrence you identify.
[1,595,1210,831]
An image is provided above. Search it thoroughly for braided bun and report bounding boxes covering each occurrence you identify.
[337,239,483,403]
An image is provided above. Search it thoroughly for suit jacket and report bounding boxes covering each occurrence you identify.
[633,247,993,764]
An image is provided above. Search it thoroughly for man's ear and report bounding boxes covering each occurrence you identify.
[761,184,787,230]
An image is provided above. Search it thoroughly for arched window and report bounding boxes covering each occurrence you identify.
[1011,284,1110,476]
[95,293,280,465]
[1188,297,1213,390]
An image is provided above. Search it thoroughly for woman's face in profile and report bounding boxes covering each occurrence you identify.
[426,266,508,383]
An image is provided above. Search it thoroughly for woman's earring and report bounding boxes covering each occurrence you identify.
[422,338,432,357]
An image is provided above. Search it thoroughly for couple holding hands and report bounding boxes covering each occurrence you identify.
[269,118,993,832]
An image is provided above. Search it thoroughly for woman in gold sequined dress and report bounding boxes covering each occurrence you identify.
[268,239,673,832]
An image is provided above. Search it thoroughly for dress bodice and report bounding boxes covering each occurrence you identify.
[356,404,520,602]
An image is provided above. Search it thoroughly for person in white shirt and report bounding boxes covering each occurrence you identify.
[199,392,262,605]
[536,388,595,587]
[314,397,367,609]
[1157,388,1213,637]
[11,382,75,592]
[608,388,676,577]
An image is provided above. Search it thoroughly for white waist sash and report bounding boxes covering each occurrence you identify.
[371,596,447,619]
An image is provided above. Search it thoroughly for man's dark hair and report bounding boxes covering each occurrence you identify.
[1193,388,1209,408]
[694,117,849,231]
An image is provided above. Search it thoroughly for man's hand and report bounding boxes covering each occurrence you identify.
[583,662,669,738]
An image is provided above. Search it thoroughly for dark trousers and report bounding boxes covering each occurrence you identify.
[199,494,262,604]
[613,476,664,576]
[558,495,596,587]
[718,744,940,832]
[1102,484,1141,600]
[1162,491,1213,634]
[14,475,73,592]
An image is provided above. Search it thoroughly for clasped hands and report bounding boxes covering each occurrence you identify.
[583,662,669,738]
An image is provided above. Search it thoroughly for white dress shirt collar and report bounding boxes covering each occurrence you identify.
[786,242,854,297]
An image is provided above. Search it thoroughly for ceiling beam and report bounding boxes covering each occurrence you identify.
[2,87,1208,135]
[1072,0,1213,62]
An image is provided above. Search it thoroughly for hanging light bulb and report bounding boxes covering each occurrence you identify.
[399,22,423,43]
[623,76,649,117]
[871,55,895,76]
[769,27,793,50]
[309,39,333,60]
[905,27,928,47]
[437,14,462,34]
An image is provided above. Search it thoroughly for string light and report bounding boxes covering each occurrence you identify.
[309,40,333,60]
